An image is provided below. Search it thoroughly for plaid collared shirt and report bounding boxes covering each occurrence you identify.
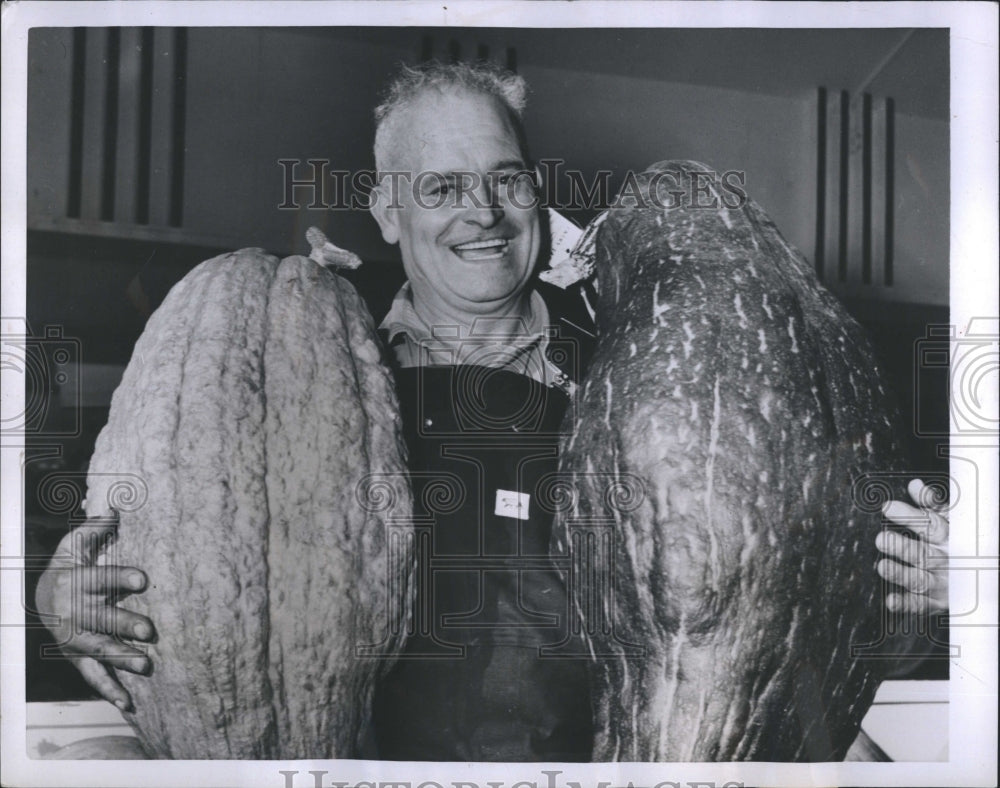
[379,282,570,389]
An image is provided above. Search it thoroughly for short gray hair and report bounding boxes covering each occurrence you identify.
[373,61,529,172]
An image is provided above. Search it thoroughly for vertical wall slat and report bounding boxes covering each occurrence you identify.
[135,27,155,225]
[66,28,87,218]
[836,91,851,282]
[861,93,873,284]
[822,90,841,281]
[168,28,188,228]
[114,28,143,224]
[883,98,895,287]
[870,98,888,288]
[79,28,109,220]
[99,28,121,221]
[813,87,827,280]
[147,28,176,227]
[846,93,865,286]
[419,34,433,62]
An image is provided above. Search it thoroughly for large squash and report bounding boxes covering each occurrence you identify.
[84,249,413,759]
[554,161,905,761]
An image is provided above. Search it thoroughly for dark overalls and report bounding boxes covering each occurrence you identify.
[372,282,597,762]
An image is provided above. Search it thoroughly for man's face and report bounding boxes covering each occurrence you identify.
[371,88,541,322]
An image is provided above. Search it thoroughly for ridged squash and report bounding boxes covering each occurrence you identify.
[84,249,413,759]
[555,161,905,761]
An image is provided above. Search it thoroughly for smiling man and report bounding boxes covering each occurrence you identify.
[364,64,596,761]
[370,72,548,371]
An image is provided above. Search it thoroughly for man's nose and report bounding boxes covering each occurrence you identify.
[461,174,504,227]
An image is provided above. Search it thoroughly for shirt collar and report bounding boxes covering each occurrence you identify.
[378,282,568,389]
[380,281,549,346]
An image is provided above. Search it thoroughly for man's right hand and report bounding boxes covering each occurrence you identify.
[34,515,155,711]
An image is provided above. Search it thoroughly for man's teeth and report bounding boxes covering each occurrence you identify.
[453,238,508,251]
[452,238,509,260]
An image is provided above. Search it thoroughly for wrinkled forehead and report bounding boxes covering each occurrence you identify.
[383,87,528,172]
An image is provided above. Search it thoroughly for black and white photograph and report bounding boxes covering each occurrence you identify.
[1,2,996,787]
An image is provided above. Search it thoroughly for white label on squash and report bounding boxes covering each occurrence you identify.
[547,208,584,260]
[495,489,530,520]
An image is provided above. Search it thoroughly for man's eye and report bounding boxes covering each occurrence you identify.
[498,172,537,196]
[497,173,528,187]
[423,181,449,198]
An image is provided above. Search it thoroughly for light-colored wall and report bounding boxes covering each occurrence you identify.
[522,65,818,258]
[892,112,949,303]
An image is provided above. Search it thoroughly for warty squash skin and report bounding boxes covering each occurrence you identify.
[554,161,906,761]
[84,249,413,759]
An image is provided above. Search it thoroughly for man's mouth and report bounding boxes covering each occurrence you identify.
[450,237,510,261]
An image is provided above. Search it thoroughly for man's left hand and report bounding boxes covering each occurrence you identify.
[876,479,949,615]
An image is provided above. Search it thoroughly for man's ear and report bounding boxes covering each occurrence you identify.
[369,182,400,246]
